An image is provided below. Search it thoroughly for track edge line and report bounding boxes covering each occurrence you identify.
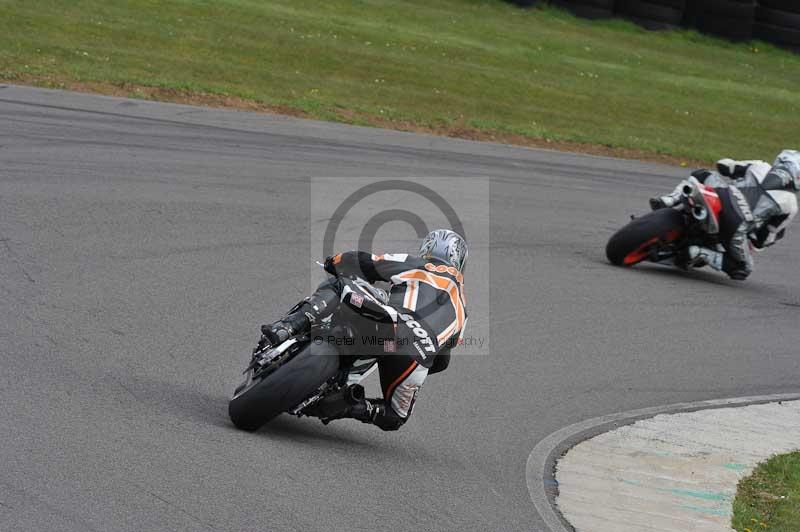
[525,392,800,532]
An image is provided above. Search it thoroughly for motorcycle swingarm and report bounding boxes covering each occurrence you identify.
[287,359,378,416]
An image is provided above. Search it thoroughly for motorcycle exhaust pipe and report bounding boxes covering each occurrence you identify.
[682,184,693,196]
[692,205,707,221]
[345,384,365,405]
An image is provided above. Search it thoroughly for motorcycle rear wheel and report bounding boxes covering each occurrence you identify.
[228,340,340,431]
[606,208,686,266]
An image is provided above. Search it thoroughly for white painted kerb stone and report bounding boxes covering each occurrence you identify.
[555,400,800,532]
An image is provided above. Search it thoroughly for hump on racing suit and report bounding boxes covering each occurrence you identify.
[715,153,799,249]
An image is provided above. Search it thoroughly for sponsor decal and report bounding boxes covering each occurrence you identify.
[398,312,436,355]
[350,292,364,308]
[424,262,463,283]
[383,339,396,353]
[412,341,427,359]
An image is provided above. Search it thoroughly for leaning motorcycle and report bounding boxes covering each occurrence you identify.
[605,176,724,268]
[228,275,385,431]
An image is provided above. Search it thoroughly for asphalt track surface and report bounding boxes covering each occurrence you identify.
[1,85,799,532]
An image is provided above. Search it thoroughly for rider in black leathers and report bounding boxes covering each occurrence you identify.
[261,229,468,431]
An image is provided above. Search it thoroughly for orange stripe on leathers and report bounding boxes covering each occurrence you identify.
[396,270,465,336]
[403,281,418,310]
[385,361,418,401]
[437,320,457,345]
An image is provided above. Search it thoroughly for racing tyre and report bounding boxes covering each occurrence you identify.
[685,0,756,41]
[756,5,800,29]
[228,340,340,431]
[758,0,800,14]
[551,0,615,19]
[618,0,685,28]
[557,0,616,8]
[700,14,755,40]
[606,208,687,266]
[754,21,800,49]
[697,0,755,19]
[754,6,800,50]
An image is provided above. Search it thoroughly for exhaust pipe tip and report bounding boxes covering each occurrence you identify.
[346,384,365,404]
[692,205,707,221]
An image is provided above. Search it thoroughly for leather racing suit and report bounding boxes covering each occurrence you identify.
[654,150,799,279]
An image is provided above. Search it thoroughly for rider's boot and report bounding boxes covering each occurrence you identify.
[347,400,383,423]
[304,385,374,420]
[260,311,309,346]
[322,398,386,427]
[687,245,724,271]
[649,189,683,210]
[304,384,389,425]
[261,288,337,346]
[341,399,407,431]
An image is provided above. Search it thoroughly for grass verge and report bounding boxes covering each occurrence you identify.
[2,0,800,164]
[733,451,800,532]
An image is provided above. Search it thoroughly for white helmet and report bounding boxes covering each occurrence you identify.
[419,229,468,272]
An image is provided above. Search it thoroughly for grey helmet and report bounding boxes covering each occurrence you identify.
[419,229,468,272]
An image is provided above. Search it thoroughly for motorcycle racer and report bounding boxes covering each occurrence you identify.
[649,149,800,280]
[260,229,468,431]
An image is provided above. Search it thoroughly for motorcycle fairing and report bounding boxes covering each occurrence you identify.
[686,177,722,235]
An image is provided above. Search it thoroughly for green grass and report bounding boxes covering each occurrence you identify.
[1,0,800,161]
[733,452,800,532]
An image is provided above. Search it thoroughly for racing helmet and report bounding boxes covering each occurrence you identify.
[419,229,468,272]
